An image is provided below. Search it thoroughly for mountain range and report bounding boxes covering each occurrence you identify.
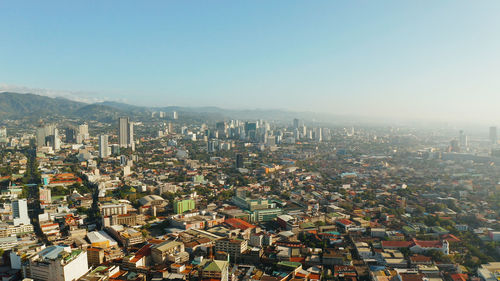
[0,92,339,124]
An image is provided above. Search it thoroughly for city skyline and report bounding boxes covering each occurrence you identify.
[1,1,500,123]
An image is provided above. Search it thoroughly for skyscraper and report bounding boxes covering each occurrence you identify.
[53,128,61,150]
[12,199,30,226]
[119,117,134,151]
[0,127,7,143]
[65,127,77,143]
[77,123,89,143]
[315,127,323,142]
[129,122,135,151]
[459,130,468,149]
[36,124,59,150]
[235,154,244,168]
[293,118,299,129]
[490,126,498,145]
[99,134,109,158]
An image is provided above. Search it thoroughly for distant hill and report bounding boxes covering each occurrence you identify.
[98,101,147,113]
[0,92,124,121]
[73,104,125,122]
[0,92,345,124]
[0,92,85,118]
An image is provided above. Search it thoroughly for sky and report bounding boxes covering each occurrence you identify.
[1,1,500,123]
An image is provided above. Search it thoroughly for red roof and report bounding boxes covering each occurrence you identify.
[130,244,151,263]
[412,239,442,248]
[441,234,460,242]
[381,241,414,248]
[337,219,353,226]
[450,274,468,281]
[290,257,305,263]
[224,218,256,230]
[400,273,425,281]
[310,273,321,280]
[410,255,432,262]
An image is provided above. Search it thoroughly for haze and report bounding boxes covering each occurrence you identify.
[1,1,500,124]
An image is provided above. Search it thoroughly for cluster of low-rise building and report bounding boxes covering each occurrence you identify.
[0,117,499,281]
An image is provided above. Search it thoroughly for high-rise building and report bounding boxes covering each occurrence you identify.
[36,124,58,149]
[449,139,460,152]
[244,122,257,134]
[111,144,120,155]
[293,118,299,129]
[65,127,77,143]
[235,154,244,169]
[12,199,30,226]
[459,130,468,149]
[119,117,134,151]
[172,111,178,120]
[0,127,7,143]
[129,122,134,151]
[28,246,89,281]
[53,128,61,150]
[490,126,498,144]
[315,127,323,142]
[99,134,109,158]
[207,140,217,153]
[293,129,300,140]
[216,122,227,139]
[76,123,89,143]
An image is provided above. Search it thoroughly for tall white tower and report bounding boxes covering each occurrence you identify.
[12,199,30,226]
[99,134,109,158]
[119,117,134,151]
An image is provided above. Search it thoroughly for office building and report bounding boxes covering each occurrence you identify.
[490,126,498,144]
[28,246,89,281]
[105,225,145,247]
[236,154,244,169]
[65,127,77,143]
[86,247,104,266]
[244,122,257,134]
[173,199,195,214]
[77,123,89,143]
[99,134,109,158]
[12,199,30,226]
[36,124,59,150]
[151,241,185,263]
[313,127,322,142]
[119,117,134,151]
[459,130,468,149]
[293,118,299,129]
[100,204,127,217]
[111,144,120,155]
[39,187,52,204]
[207,140,217,153]
[214,238,248,262]
[0,127,7,142]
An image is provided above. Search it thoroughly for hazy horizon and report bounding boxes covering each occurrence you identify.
[1,1,500,124]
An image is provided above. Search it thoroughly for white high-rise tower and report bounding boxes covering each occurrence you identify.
[119,117,134,151]
[12,199,30,226]
[99,134,109,158]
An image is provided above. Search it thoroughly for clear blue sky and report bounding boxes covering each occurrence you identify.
[1,1,500,122]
